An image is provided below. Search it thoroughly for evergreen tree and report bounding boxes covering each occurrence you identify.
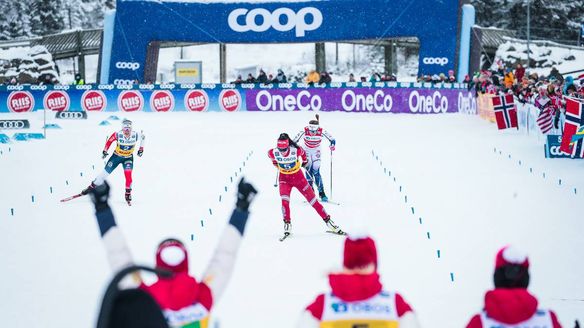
[0,0,10,40]
[7,1,32,39]
[30,0,66,36]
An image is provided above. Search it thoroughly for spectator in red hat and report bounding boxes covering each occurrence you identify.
[297,234,420,327]
[466,246,562,328]
[88,179,258,328]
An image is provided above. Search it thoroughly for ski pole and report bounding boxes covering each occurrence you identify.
[330,148,333,199]
[274,170,279,187]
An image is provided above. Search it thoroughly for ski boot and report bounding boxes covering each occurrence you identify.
[279,221,292,241]
[319,190,328,202]
[125,188,132,206]
[81,182,96,195]
[324,216,345,235]
[284,221,291,235]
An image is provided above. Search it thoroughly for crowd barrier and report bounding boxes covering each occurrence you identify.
[0,83,476,114]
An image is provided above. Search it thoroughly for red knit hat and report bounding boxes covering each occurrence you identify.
[495,245,529,269]
[156,239,189,274]
[343,235,378,269]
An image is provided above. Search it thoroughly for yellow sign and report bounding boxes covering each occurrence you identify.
[177,68,199,78]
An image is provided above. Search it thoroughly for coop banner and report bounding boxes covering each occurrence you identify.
[0,85,246,113]
[245,88,476,114]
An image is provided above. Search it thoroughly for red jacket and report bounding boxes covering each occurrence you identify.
[306,273,413,319]
[466,289,561,327]
[142,273,213,312]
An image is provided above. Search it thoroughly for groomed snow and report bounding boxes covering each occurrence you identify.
[0,111,582,327]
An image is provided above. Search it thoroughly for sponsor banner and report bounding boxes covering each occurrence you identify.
[246,88,474,113]
[545,134,582,159]
[109,0,460,83]
[0,119,30,129]
[55,111,88,120]
[0,85,473,113]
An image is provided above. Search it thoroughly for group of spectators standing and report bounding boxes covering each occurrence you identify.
[469,62,584,130]
[417,69,459,84]
[88,178,570,328]
[232,68,289,84]
[231,68,402,85]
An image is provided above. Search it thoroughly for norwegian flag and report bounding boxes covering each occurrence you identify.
[560,97,584,154]
[492,94,518,130]
[535,97,553,134]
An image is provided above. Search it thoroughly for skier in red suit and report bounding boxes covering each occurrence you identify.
[268,133,342,237]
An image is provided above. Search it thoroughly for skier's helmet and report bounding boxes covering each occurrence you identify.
[308,119,319,132]
[122,119,132,134]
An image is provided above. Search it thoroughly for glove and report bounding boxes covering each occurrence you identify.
[329,145,336,151]
[89,181,111,212]
[236,178,257,211]
[137,147,144,157]
[102,150,108,159]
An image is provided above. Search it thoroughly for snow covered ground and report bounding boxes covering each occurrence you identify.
[0,110,582,327]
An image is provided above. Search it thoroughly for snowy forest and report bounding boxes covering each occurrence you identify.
[470,0,584,45]
[0,0,114,40]
[0,0,582,44]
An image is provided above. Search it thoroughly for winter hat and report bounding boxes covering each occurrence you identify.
[495,246,529,269]
[277,138,289,150]
[493,246,530,289]
[343,234,378,270]
[156,239,188,274]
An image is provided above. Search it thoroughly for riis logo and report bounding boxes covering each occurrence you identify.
[184,90,209,112]
[43,90,70,112]
[228,7,323,37]
[220,89,241,112]
[150,90,174,112]
[117,90,144,112]
[7,91,34,112]
[81,90,107,111]
[115,62,140,70]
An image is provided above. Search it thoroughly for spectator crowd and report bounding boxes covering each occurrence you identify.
[467,62,584,131]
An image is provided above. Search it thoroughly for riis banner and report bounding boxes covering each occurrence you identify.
[0,85,245,113]
[0,84,475,114]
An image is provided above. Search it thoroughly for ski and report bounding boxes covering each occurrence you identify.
[279,232,291,242]
[60,193,84,203]
[304,200,341,206]
[326,230,347,236]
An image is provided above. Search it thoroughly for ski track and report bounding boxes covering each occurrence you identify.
[0,111,582,327]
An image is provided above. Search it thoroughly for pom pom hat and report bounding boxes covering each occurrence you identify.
[343,233,378,270]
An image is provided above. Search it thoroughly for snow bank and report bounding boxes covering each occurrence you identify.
[492,39,584,76]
